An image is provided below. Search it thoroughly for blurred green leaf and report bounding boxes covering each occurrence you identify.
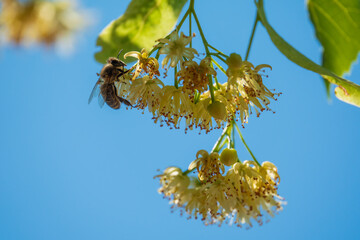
[95,0,188,64]
[308,0,360,97]
[256,0,360,107]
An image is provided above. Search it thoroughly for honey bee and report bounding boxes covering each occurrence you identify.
[88,52,132,109]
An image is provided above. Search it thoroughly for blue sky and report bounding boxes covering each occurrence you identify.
[1,0,360,239]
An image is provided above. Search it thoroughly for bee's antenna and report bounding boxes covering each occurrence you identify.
[117,49,123,59]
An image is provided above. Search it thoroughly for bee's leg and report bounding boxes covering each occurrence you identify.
[119,68,130,74]
[119,69,130,76]
[115,69,131,82]
[118,96,132,107]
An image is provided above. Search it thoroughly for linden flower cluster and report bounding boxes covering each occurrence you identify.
[116,30,279,133]
[90,1,285,229]
[155,148,284,227]
[122,30,219,133]
[0,0,86,46]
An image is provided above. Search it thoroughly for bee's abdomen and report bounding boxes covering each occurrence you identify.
[100,83,120,109]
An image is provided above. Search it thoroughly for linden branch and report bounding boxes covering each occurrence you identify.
[245,12,259,61]
[190,1,216,103]
[234,122,261,166]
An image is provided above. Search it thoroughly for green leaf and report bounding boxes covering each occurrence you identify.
[308,0,360,97]
[95,0,188,64]
[255,0,360,108]
[334,83,360,107]
[323,78,331,99]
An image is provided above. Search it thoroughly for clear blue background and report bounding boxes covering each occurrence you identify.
[1,0,360,239]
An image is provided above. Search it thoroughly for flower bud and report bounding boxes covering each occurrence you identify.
[220,148,238,166]
[226,53,243,68]
[207,101,226,120]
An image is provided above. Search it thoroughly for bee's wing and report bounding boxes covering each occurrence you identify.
[88,79,104,108]
[98,93,105,108]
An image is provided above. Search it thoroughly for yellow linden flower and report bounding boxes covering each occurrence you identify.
[258,161,280,186]
[155,167,190,203]
[127,76,164,114]
[191,98,222,133]
[176,57,216,93]
[156,92,223,133]
[220,160,283,227]
[199,79,277,126]
[157,86,194,129]
[250,162,284,221]
[188,150,224,182]
[169,177,226,226]
[114,72,132,99]
[226,161,261,196]
[181,187,204,219]
[217,83,249,117]
[197,83,248,128]
[157,29,198,69]
[124,48,160,80]
[226,53,280,117]
[127,80,223,133]
[200,176,232,225]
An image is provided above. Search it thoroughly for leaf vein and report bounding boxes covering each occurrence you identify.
[133,0,164,40]
[310,1,352,42]
[315,25,344,56]
[333,0,360,29]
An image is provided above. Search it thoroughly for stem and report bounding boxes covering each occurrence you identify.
[149,44,160,57]
[209,53,227,64]
[176,9,190,32]
[191,7,216,103]
[218,138,228,151]
[244,13,259,61]
[154,50,160,60]
[227,136,231,149]
[185,123,232,175]
[211,124,232,153]
[189,0,194,9]
[194,90,200,104]
[174,65,178,88]
[183,168,193,175]
[234,122,261,166]
[211,58,227,75]
[191,10,208,53]
[211,61,221,89]
[208,44,228,58]
[231,122,235,148]
[189,12,192,48]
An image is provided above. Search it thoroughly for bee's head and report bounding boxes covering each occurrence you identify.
[107,57,126,68]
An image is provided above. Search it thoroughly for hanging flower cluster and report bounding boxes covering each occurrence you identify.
[0,0,87,46]
[90,0,284,228]
[110,29,280,133]
[155,148,284,228]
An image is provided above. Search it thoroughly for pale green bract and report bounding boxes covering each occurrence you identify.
[256,0,360,107]
[94,0,188,64]
[308,0,360,97]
